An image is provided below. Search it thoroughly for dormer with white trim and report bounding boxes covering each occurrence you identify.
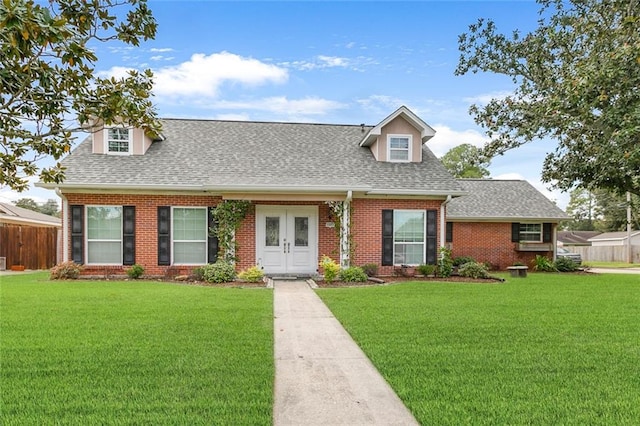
[359,106,436,163]
[90,123,158,155]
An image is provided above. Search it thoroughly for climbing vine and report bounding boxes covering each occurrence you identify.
[211,200,252,262]
[325,200,355,266]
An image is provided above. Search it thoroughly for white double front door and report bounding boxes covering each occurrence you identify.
[256,206,318,275]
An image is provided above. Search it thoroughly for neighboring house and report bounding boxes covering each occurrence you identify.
[588,231,640,247]
[557,231,602,247]
[38,106,566,276]
[0,203,61,270]
[446,179,569,269]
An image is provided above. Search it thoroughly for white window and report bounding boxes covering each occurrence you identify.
[388,134,412,162]
[172,207,207,265]
[393,210,425,265]
[106,128,132,154]
[519,223,542,242]
[86,206,122,264]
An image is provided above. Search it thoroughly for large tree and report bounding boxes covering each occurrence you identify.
[1,0,161,192]
[440,143,491,178]
[456,0,640,197]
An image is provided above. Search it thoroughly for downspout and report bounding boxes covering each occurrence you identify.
[55,188,68,263]
[341,190,353,268]
[440,195,452,251]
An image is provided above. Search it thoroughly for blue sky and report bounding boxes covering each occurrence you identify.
[1,0,569,208]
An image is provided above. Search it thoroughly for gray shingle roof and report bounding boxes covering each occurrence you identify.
[0,203,61,227]
[55,119,463,195]
[447,179,569,221]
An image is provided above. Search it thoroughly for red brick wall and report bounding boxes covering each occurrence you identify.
[63,193,220,276]
[448,221,555,270]
[351,198,444,276]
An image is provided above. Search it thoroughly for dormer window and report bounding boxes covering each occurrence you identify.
[388,134,412,162]
[106,127,132,155]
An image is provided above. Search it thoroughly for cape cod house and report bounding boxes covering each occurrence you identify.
[38,106,566,276]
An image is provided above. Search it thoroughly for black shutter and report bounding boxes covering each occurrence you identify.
[511,223,521,242]
[122,206,135,265]
[542,223,552,243]
[446,222,453,243]
[70,205,84,264]
[158,206,171,266]
[426,210,437,265]
[381,210,394,266]
[207,207,218,263]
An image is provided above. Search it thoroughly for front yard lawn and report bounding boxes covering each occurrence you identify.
[318,273,640,425]
[0,273,274,425]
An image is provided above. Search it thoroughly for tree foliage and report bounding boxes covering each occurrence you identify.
[13,197,60,217]
[1,0,161,192]
[562,187,639,231]
[456,0,640,196]
[440,143,491,178]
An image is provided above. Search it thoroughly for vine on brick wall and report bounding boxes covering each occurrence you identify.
[212,200,252,262]
[325,200,355,266]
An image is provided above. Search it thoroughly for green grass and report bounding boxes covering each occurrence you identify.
[1,273,274,425]
[318,273,640,425]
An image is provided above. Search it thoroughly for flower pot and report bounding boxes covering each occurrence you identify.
[10,265,25,271]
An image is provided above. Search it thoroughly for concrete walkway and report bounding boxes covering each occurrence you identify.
[273,280,418,426]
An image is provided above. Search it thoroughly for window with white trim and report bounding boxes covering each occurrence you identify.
[393,210,425,264]
[86,206,122,264]
[388,134,411,162]
[106,128,132,154]
[172,207,207,265]
[519,223,542,242]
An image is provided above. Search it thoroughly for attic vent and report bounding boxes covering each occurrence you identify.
[360,124,365,133]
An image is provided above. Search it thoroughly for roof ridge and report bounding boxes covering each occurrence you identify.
[159,117,375,128]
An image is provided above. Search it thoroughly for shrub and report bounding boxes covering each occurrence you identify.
[360,263,378,277]
[191,266,205,281]
[554,257,578,272]
[50,261,83,280]
[417,263,436,276]
[438,247,454,278]
[453,256,476,267]
[458,261,490,279]
[238,265,265,282]
[202,260,236,283]
[339,266,368,282]
[532,255,557,272]
[319,255,340,283]
[126,264,144,279]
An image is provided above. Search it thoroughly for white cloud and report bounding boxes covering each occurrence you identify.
[463,90,513,106]
[357,95,406,116]
[427,125,489,157]
[282,55,350,71]
[152,51,288,98]
[150,48,174,53]
[211,96,345,119]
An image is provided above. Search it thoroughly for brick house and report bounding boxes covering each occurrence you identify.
[38,106,566,276]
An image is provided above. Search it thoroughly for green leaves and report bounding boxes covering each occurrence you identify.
[0,0,160,191]
[457,0,640,196]
[440,143,491,178]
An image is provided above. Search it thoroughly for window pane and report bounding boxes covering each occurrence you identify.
[173,208,207,241]
[394,211,425,242]
[389,137,409,149]
[265,217,280,246]
[174,242,206,264]
[87,207,122,239]
[519,223,542,242]
[108,128,129,141]
[394,243,423,265]
[389,150,409,161]
[87,241,122,264]
[294,217,308,247]
[107,128,130,152]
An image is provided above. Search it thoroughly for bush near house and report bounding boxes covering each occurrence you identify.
[338,267,368,283]
[202,260,236,283]
[50,261,83,280]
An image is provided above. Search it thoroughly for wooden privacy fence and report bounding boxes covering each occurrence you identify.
[0,225,59,270]
[570,245,640,263]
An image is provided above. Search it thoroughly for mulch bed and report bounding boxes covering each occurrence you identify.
[314,275,505,288]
